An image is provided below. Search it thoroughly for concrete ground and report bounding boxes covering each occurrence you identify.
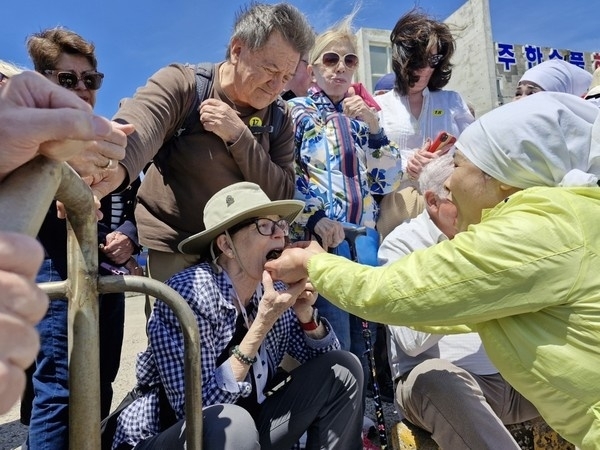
[0,293,400,449]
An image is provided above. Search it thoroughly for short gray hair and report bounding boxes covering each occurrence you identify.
[419,153,454,198]
[226,3,315,60]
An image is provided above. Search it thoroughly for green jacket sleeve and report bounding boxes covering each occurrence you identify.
[307,188,588,328]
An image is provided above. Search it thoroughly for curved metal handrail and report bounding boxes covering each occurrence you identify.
[99,275,202,450]
[0,156,202,450]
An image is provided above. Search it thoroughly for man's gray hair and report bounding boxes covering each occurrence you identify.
[226,2,315,59]
[419,153,454,198]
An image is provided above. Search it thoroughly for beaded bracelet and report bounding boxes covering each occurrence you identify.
[231,345,257,366]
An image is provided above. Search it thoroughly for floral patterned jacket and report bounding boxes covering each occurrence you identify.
[288,86,402,240]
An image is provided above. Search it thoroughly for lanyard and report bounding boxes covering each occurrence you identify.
[231,283,270,404]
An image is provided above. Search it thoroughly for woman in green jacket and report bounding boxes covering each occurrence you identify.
[266,92,600,449]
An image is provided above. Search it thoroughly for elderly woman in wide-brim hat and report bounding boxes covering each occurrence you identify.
[111,182,364,450]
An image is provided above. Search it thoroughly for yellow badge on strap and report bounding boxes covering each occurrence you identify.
[248,116,273,135]
[432,109,444,117]
[249,117,263,127]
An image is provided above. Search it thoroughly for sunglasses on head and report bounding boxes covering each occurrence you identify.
[426,54,444,69]
[44,69,104,90]
[320,51,359,69]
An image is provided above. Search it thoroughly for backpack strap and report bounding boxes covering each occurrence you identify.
[174,62,214,137]
[270,97,286,138]
[153,63,214,174]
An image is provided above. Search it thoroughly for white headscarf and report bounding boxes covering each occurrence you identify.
[455,92,600,189]
[519,59,592,97]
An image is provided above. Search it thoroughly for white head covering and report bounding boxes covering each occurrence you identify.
[455,92,600,189]
[585,67,600,99]
[519,59,593,97]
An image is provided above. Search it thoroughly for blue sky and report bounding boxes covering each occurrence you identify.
[3,1,597,118]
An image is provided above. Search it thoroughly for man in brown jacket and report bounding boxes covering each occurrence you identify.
[98,3,314,282]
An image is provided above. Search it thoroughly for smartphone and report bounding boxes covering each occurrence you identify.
[429,131,456,152]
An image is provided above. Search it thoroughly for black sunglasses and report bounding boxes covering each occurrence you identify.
[44,69,104,90]
[0,72,8,83]
[426,54,444,69]
[320,51,359,69]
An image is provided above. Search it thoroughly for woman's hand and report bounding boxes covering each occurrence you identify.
[256,271,307,326]
[264,240,325,285]
[0,231,48,413]
[314,217,345,250]
[407,147,435,181]
[407,137,455,181]
[101,231,135,265]
[0,72,132,183]
[342,86,380,132]
[293,280,318,312]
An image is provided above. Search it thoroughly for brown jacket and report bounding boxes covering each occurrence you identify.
[115,63,295,252]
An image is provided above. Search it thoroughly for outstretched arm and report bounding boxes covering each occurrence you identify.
[0,71,132,183]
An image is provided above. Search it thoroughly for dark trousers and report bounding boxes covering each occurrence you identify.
[134,351,364,450]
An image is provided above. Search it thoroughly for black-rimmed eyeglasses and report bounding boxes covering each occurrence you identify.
[230,218,290,237]
[44,69,104,90]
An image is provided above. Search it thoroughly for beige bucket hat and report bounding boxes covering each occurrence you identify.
[178,182,305,255]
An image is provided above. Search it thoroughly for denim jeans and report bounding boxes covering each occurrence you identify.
[314,296,377,397]
[315,295,351,350]
[27,258,125,450]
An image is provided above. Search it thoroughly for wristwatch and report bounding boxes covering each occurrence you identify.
[299,307,321,331]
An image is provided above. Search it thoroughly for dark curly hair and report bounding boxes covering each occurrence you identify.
[390,9,455,96]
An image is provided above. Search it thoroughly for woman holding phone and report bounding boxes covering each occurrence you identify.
[375,9,474,238]
[378,9,473,184]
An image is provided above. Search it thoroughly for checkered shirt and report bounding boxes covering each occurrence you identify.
[112,262,339,448]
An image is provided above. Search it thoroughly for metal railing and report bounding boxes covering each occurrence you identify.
[0,156,202,450]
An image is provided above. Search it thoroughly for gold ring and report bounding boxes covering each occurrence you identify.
[102,159,112,169]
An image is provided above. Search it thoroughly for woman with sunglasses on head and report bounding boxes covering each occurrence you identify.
[375,10,474,238]
[288,11,402,251]
[110,182,364,450]
[286,12,402,413]
[22,27,141,450]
